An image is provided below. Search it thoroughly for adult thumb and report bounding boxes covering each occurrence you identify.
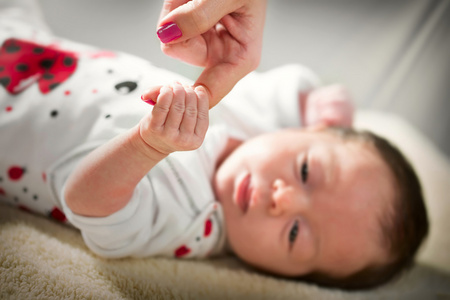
[157,0,238,44]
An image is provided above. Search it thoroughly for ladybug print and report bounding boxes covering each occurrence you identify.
[0,38,78,95]
[49,206,67,223]
[8,166,25,181]
[172,216,217,258]
[174,245,191,257]
[204,219,212,237]
[18,204,31,212]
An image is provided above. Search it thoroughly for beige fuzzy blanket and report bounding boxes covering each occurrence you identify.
[1,111,450,300]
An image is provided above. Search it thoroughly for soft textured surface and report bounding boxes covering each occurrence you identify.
[1,111,450,300]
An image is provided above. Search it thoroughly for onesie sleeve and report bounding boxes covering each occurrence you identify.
[212,64,321,139]
[46,142,160,258]
[60,176,158,258]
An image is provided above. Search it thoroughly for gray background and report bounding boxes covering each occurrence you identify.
[39,0,450,159]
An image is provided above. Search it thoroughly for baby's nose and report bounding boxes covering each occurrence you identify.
[269,179,295,217]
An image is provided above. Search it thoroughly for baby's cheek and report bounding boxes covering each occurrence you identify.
[227,218,277,262]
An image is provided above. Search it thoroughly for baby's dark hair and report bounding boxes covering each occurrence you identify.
[300,127,429,290]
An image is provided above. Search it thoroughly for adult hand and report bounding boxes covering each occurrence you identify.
[156,0,267,108]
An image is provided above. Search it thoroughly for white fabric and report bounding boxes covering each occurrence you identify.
[0,7,320,259]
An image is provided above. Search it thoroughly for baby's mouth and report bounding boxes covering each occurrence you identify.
[236,173,252,214]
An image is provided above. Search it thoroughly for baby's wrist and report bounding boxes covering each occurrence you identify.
[129,125,169,162]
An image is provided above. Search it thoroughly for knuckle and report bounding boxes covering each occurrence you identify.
[184,105,197,118]
[171,101,185,114]
[154,105,171,117]
[187,1,210,34]
[197,109,209,121]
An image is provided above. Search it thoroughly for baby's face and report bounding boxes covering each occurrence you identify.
[213,128,394,278]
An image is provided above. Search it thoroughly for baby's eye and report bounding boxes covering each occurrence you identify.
[301,162,308,183]
[289,220,299,246]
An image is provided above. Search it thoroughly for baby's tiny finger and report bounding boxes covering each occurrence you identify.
[141,85,163,105]
[180,86,197,135]
[165,82,186,131]
[150,86,173,128]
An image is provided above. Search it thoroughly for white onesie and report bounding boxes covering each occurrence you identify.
[0,5,320,260]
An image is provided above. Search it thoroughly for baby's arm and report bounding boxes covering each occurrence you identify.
[301,84,354,128]
[64,83,209,217]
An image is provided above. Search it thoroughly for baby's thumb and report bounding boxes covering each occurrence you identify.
[157,0,237,44]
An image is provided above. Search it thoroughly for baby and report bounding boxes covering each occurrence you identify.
[0,2,428,291]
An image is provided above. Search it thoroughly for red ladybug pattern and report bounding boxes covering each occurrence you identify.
[0,38,78,95]
[50,206,67,223]
[0,38,143,227]
[8,166,25,181]
[172,217,216,258]
[18,204,31,212]
[204,219,212,237]
[174,245,191,257]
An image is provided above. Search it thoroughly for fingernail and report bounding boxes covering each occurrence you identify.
[144,99,156,106]
[157,22,182,43]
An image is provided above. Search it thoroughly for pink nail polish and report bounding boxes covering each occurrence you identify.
[145,99,156,106]
[157,22,182,43]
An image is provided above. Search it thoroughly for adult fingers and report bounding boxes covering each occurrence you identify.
[194,62,248,108]
[158,0,187,23]
[160,34,207,66]
[157,0,241,44]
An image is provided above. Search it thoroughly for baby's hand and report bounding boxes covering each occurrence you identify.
[303,84,354,128]
[139,83,209,155]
